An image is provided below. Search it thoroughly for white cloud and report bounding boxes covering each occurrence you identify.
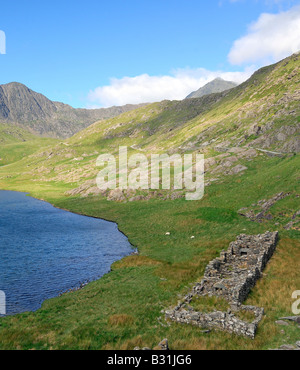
[87,4,300,108]
[87,68,253,108]
[228,4,300,65]
[221,0,299,6]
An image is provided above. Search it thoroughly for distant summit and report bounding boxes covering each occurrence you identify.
[0,82,146,138]
[186,77,238,99]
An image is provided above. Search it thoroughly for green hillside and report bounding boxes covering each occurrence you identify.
[64,52,299,155]
[1,53,298,197]
[0,53,299,350]
[0,123,58,166]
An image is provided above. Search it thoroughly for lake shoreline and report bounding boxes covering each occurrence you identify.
[0,189,136,317]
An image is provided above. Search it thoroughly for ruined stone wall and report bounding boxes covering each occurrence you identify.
[165,231,278,339]
[166,306,264,339]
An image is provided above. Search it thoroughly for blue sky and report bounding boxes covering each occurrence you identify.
[0,0,300,108]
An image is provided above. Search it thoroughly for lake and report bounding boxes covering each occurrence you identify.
[0,190,133,315]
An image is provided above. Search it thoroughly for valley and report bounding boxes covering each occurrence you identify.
[0,53,299,350]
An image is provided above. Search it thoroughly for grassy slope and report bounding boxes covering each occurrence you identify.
[0,123,58,166]
[65,53,299,154]
[0,155,299,350]
[1,54,298,191]
[0,55,299,350]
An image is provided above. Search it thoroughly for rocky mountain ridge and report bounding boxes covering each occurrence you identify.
[0,82,146,138]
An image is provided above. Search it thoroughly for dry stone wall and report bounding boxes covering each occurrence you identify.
[165,231,279,339]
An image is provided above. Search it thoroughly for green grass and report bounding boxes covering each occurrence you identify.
[0,154,299,350]
[195,207,239,223]
[234,310,256,323]
[0,123,58,166]
[189,296,230,313]
[0,138,58,166]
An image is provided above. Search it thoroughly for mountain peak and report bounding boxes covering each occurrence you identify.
[1,82,33,92]
[186,78,238,99]
[0,82,147,138]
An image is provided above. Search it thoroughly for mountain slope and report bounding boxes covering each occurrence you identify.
[0,123,58,166]
[63,52,299,156]
[186,77,238,99]
[0,53,299,351]
[1,53,299,195]
[0,122,37,144]
[0,82,146,138]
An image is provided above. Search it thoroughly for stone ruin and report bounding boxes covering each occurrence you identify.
[238,192,290,222]
[165,231,279,339]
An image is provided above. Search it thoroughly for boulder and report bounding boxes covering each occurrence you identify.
[107,189,126,202]
[248,124,262,136]
[275,320,290,326]
[229,165,248,175]
[279,316,300,324]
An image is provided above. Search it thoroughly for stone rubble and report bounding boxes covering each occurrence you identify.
[284,210,300,230]
[270,341,300,351]
[238,192,290,222]
[279,316,300,324]
[134,339,169,351]
[165,231,279,339]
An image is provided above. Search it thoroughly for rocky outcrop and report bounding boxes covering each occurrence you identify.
[65,179,185,202]
[207,148,258,177]
[238,192,290,222]
[238,193,299,230]
[284,210,300,230]
[165,231,279,339]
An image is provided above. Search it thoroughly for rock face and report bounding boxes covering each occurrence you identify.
[0,82,146,138]
[186,78,238,99]
[165,231,279,339]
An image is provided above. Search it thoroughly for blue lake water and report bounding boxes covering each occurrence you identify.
[0,190,133,315]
